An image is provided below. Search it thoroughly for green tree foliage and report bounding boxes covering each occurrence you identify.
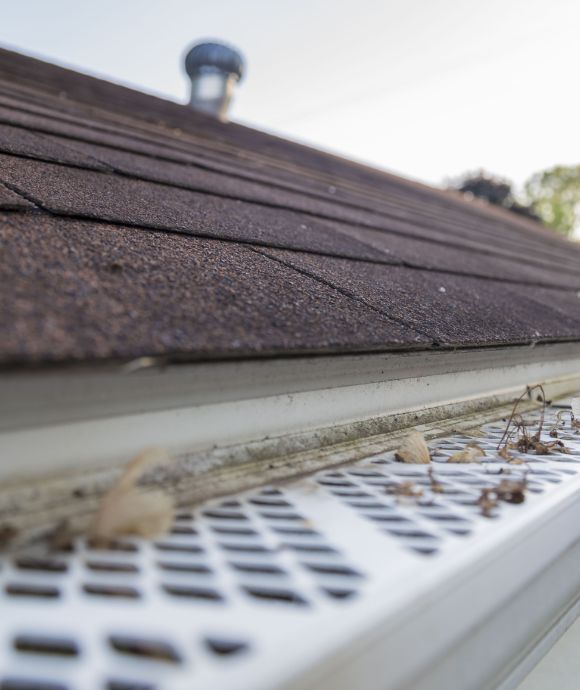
[524,165,580,236]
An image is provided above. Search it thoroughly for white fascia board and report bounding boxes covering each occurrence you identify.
[3,343,580,432]
[1,343,580,482]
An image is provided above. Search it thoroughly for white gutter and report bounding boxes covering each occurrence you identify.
[1,343,580,483]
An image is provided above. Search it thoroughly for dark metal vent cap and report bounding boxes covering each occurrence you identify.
[184,41,245,81]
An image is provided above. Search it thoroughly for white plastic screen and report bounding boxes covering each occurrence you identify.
[0,406,579,690]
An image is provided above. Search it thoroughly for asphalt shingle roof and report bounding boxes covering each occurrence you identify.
[0,47,579,366]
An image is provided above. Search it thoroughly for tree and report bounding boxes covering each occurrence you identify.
[455,172,513,206]
[449,170,538,220]
[524,165,580,236]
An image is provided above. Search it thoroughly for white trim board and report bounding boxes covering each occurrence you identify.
[1,343,580,484]
[3,343,580,432]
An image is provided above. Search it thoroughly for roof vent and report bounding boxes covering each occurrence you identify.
[184,41,245,121]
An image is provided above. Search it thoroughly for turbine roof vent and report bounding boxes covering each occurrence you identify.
[184,41,245,121]
[184,41,245,82]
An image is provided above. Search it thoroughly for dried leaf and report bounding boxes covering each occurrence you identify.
[478,488,498,517]
[395,431,431,464]
[478,474,527,516]
[532,439,568,454]
[448,444,486,464]
[452,428,485,438]
[46,520,74,552]
[386,480,423,499]
[91,447,174,547]
[498,445,511,461]
[496,478,527,504]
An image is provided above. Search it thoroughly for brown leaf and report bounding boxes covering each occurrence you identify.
[386,480,423,498]
[478,488,498,517]
[46,520,74,552]
[452,428,485,438]
[448,444,486,463]
[498,445,511,461]
[395,431,431,464]
[91,447,174,547]
[496,478,527,504]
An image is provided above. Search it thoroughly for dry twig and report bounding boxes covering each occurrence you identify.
[428,467,445,493]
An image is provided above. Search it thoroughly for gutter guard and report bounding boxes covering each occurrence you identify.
[1,404,580,689]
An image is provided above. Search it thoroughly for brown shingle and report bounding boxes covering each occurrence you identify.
[0,47,578,366]
[0,84,577,271]
[328,220,580,289]
[259,248,580,347]
[0,154,389,261]
[0,74,577,271]
[0,120,108,170]
[0,214,427,364]
[0,181,36,210]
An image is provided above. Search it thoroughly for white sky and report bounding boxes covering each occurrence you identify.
[0,0,578,190]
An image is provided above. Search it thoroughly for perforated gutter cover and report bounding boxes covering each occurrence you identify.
[1,401,580,690]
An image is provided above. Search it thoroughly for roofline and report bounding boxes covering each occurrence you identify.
[0,45,549,238]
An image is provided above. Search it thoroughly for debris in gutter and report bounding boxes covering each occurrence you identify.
[427,467,445,493]
[477,472,528,517]
[569,398,580,431]
[447,443,486,463]
[550,400,580,434]
[45,520,75,552]
[497,384,571,457]
[395,431,431,464]
[90,447,174,548]
[385,481,423,499]
[496,476,528,504]
[452,427,485,438]
[0,523,18,548]
[477,488,499,517]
